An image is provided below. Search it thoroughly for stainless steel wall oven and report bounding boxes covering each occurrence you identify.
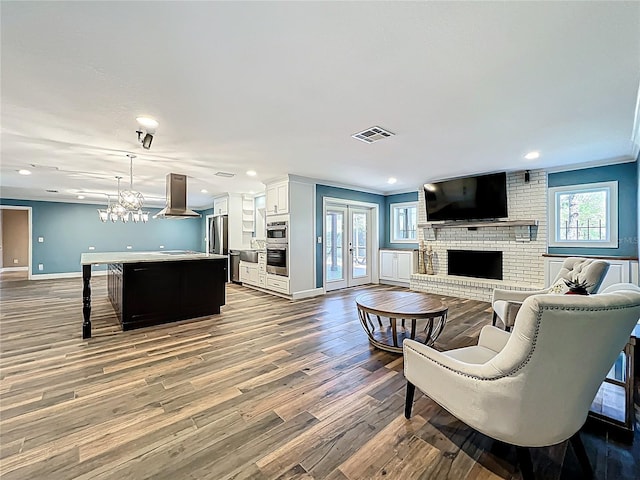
[266,245,288,276]
[266,221,288,276]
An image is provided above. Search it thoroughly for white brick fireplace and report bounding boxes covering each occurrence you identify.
[410,170,547,302]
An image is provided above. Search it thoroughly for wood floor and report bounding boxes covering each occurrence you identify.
[1,274,638,479]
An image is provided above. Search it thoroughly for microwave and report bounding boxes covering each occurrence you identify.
[266,221,288,244]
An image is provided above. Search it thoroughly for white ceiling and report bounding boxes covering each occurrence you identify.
[2,2,639,209]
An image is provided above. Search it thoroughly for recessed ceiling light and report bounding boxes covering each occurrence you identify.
[77,195,85,199]
[246,170,257,177]
[201,189,208,193]
[18,169,31,175]
[387,177,397,184]
[424,183,436,192]
[524,151,540,160]
[136,116,159,130]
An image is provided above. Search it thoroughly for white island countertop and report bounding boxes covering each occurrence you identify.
[81,251,228,265]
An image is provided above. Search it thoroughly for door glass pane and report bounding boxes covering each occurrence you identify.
[352,211,367,278]
[325,211,343,281]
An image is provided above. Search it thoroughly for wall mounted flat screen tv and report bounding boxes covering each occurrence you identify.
[424,172,508,221]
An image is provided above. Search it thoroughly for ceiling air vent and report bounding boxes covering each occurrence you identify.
[45,189,59,193]
[215,171,235,178]
[352,126,395,144]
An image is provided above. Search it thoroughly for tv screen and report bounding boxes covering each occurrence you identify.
[424,172,508,221]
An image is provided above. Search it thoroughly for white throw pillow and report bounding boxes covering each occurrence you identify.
[549,279,569,294]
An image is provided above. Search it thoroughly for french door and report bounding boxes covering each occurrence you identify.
[325,205,372,291]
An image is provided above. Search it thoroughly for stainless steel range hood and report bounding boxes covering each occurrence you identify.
[153,173,201,219]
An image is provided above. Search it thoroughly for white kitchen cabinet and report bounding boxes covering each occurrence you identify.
[379,250,417,285]
[266,181,288,216]
[266,273,290,294]
[213,196,228,216]
[239,261,259,286]
[380,251,396,279]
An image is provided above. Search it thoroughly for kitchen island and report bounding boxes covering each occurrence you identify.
[80,251,228,338]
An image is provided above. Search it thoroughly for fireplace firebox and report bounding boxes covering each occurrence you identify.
[448,250,503,280]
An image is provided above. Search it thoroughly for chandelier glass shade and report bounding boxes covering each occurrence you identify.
[97,155,149,223]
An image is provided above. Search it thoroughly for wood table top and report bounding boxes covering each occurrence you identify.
[356,291,446,317]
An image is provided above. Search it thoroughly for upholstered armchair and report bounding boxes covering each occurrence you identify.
[492,257,609,330]
[404,285,640,480]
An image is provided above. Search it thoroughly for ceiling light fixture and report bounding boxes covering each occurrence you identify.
[246,170,257,177]
[524,151,540,160]
[18,169,31,175]
[387,177,397,184]
[97,155,149,223]
[77,195,85,200]
[201,189,208,193]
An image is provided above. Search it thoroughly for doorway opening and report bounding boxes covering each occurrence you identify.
[0,206,32,280]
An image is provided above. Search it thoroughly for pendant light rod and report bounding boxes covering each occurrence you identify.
[127,154,136,189]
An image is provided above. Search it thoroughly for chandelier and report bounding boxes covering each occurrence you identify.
[97,154,149,223]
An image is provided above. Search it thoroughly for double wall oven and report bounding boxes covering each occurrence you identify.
[266,221,288,277]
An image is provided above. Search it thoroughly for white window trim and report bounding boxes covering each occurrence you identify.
[390,201,418,243]
[548,181,618,248]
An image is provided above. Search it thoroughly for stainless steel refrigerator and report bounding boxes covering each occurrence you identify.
[209,215,228,255]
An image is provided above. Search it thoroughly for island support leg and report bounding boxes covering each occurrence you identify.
[82,264,92,339]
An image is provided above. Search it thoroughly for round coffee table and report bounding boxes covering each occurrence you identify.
[356,291,448,353]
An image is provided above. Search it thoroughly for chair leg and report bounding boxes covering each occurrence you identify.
[569,432,593,479]
[492,311,497,326]
[515,446,535,480]
[404,381,415,419]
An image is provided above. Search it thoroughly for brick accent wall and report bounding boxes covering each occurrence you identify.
[410,170,547,302]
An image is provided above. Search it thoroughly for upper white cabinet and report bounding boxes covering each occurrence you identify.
[266,181,289,216]
[379,250,417,285]
[213,196,228,216]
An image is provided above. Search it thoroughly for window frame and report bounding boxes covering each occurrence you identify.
[390,201,418,243]
[548,181,618,248]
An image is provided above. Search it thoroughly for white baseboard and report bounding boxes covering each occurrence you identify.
[31,270,108,280]
[379,279,410,287]
[0,266,29,272]
[291,288,325,300]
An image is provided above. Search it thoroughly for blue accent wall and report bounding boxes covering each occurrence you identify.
[315,185,385,288]
[547,162,638,257]
[0,198,204,275]
[384,192,419,250]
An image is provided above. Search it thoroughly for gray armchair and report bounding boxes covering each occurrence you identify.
[492,257,609,330]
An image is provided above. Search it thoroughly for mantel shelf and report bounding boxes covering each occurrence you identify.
[419,220,539,242]
[418,220,538,229]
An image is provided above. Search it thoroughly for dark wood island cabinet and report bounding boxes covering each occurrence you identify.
[81,252,228,338]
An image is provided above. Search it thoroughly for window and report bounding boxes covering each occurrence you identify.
[548,181,618,248]
[390,202,417,242]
